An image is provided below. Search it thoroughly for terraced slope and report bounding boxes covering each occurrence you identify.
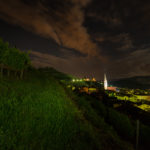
[0,68,133,150]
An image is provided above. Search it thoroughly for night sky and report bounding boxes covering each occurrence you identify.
[0,0,150,80]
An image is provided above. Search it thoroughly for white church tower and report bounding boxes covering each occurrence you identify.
[104,74,108,90]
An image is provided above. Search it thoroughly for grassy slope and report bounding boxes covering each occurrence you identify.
[0,68,133,150]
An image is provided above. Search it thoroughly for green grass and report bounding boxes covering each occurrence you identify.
[0,70,80,149]
[65,90,134,150]
[0,68,134,150]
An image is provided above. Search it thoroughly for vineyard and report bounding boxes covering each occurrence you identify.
[0,38,30,78]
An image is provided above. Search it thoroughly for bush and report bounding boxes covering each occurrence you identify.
[108,108,134,140]
[139,123,150,149]
[0,38,9,64]
[3,47,30,70]
[0,38,30,75]
[90,99,107,118]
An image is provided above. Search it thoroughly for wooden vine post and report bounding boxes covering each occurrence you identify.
[0,64,3,78]
[20,69,24,79]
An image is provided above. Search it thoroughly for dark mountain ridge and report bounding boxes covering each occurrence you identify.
[110,76,150,89]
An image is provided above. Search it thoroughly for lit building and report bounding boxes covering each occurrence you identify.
[104,74,108,90]
[107,86,117,91]
[84,78,90,81]
[92,78,96,82]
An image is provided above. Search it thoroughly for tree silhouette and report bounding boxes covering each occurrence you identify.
[0,38,30,78]
[0,38,9,77]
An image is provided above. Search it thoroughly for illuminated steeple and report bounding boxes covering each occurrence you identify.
[104,74,108,90]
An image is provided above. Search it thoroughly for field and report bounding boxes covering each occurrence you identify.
[0,67,143,150]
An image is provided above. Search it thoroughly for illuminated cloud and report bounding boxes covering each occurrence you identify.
[0,0,102,59]
[31,50,104,79]
[0,0,61,44]
[72,0,91,6]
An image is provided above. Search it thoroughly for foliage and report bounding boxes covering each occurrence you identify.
[0,69,134,150]
[139,123,150,148]
[0,70,99,150]
[65,90,133,150]
[0,38,9,63]
[2,47,30,70]
[0,38,30,73]
[89,97,107,118]
[108,108,134,140]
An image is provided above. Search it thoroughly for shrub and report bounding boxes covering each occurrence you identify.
[0,38,9,64]
[90,99,107,118]
[139,123,150,149]
[3,47,30,70]
[108,108,134,140]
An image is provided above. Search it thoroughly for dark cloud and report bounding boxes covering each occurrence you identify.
[84,0,150,78]
[95,33,134,51]
[107,48,150,79]
[87,12,121,26]
[31,50,104,79]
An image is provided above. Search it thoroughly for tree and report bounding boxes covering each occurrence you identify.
[0,38,30,78]
[3,47,30,78]
[0,38,9,77]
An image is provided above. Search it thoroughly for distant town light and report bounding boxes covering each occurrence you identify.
[92,78,96,82]
[85,78,90,81]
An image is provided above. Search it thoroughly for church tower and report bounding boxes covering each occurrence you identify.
[104,74,108,90]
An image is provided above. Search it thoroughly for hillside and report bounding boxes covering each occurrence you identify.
[110,76,150,89]
[0,67,136,150]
